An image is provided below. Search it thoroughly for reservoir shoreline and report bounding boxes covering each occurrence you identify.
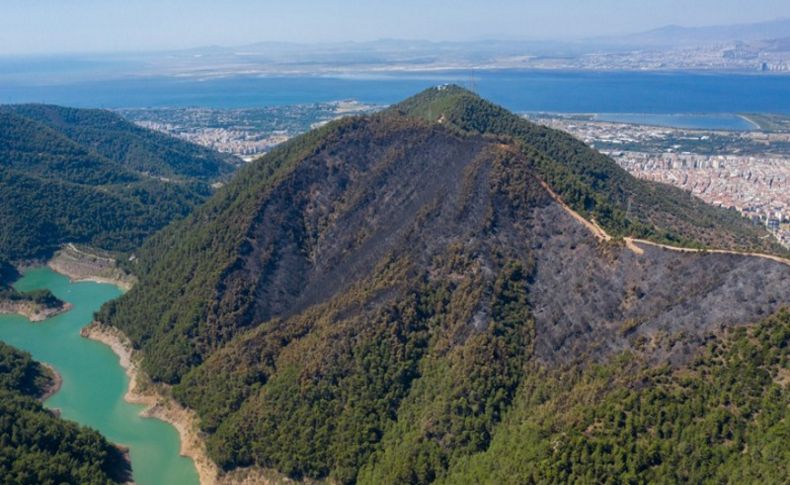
[6,249,274,485]
[80,323,279,485]
[48,244,137,292]
[39,358,135,485]
[1,261,201,484]
[80,321,222,485]
[43,245,211,482]
[40,362,63,402]
[0,299,72,322]
[0,243,130,321]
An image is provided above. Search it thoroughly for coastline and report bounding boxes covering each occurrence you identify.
[80,322,222,485]
[737,113,762,130]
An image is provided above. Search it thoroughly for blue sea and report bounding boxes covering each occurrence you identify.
[0,69,788,129]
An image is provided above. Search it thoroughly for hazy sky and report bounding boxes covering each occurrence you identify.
[2,0,789,55]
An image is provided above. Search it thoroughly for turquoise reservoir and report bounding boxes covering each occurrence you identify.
[0,267,199,485]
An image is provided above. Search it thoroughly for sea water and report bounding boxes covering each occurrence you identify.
[1,69,788,121]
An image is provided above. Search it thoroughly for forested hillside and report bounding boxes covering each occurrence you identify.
[440,308,790,484]
[1,104,238,181]
[98,88,790,483]
[391,85,786,255]
[0,342,130,484]
[0,106,236,262]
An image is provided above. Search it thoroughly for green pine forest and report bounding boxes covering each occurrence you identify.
[0,104,239,306]
[0,103,239,482]
[0,105,238,262]
[0,342,130,484]
[439,308,790,484]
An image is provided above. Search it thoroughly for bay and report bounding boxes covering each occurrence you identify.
[1,70,788,117]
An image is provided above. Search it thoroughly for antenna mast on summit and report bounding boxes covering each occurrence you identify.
[466,74,479,93]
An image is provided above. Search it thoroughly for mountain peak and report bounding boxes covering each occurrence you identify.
[388,84,481,122]
[98,88,790,482]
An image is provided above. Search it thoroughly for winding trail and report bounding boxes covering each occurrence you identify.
[65,243,116,263]
[622,237,790,267]
[538,180,611,241]
[538,178,790,268]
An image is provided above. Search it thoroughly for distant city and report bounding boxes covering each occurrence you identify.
[532,114,790,248]
[118,101,378,162]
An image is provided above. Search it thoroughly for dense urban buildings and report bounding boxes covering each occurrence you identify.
[533,115,790,247]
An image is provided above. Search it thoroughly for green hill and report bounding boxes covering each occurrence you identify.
[390,85,785,255]
[1,104,238,181]
[97,87,790,483]
[0,341,131,484]
[0,105,236,262]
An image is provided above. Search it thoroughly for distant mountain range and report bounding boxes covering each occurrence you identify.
[3,18,789,86]
[596,17,790,47]
[170,17,790,58]
[146,17,790,74]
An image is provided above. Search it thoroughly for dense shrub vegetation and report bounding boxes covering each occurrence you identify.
[442,308,790,484]
[0,342,130,484]
[1,105,238,181]
[0,166,208,260]
[0,286,62,309]
[0,106,233,261]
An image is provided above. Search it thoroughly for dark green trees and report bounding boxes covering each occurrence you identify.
[0,342,130,484]
[0,105,238,262]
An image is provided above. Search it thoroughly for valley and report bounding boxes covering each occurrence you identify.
[0,268,199,484]
[0,104,238,484]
